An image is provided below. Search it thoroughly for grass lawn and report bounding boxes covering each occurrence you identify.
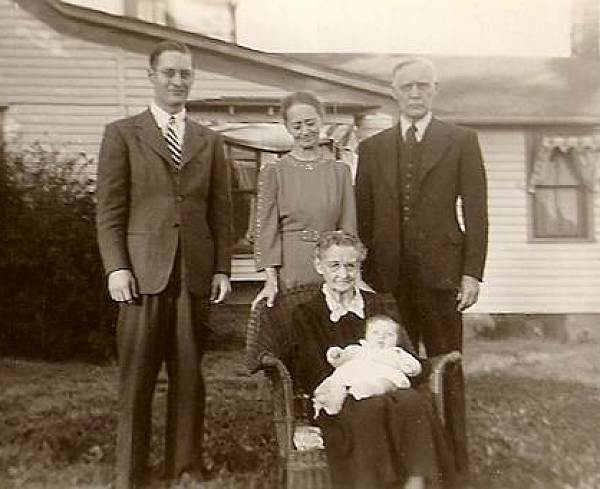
[1,338,599,488]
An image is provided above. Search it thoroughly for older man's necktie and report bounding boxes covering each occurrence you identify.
[165,116,182,167]
[405,124,418,150]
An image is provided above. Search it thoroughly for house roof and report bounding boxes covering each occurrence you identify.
[291,54,600,125]
[22,1,600,125]
[20,0,390,108]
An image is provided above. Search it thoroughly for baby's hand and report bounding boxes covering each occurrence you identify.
[326,346,344,367]
[344,344,361,358]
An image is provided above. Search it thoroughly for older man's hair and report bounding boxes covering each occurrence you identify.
[391,56,438,83]
[149,40,192,68]
[315,230,367,261]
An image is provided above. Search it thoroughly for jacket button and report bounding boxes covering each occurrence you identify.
[176,195,184,202]
[173,223,180,228]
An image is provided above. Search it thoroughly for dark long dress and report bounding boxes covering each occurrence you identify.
[292,291,454,489]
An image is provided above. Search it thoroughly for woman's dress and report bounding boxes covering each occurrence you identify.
[292,291,455,489]
[254,154,356,289]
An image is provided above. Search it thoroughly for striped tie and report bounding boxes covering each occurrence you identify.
[165,116,182,167]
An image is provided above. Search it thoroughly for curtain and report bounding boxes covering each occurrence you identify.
[528,135,600,193]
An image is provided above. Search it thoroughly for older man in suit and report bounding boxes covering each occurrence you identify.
[96,40,232,489]
[356,57,488,484]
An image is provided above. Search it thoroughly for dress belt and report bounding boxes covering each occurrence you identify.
[283,228,321,243]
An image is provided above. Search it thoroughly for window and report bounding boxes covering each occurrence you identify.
[528,133,597,241]
[224,139,285,255]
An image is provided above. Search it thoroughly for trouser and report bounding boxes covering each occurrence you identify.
[394,265,469,479]
[115,269,209,489]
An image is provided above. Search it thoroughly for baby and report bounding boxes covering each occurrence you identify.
[313,315,422,417]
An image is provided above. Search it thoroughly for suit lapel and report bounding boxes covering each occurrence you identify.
[380,124,401,198]
[417,118,452,190]
[180,119,207,169]
[136,110,172,164]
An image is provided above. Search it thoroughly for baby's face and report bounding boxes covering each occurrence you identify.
[365,320,398,349]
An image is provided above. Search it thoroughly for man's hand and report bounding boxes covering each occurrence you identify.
[108,269,138,303]
[456,274,480,312]
[210,273,231,304]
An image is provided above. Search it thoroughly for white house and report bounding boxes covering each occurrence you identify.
[1,0,599,327]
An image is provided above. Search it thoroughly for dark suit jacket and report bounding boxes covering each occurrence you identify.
[96,109,232,295]
[356,117,488,292]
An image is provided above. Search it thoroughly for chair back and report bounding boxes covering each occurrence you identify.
[246,284,321,374]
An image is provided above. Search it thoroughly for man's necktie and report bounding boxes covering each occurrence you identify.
[165,116,182,167]
[405,124,418,149]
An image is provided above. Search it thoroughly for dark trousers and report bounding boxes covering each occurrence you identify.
[115,270,209,489]
[394,262,469,479]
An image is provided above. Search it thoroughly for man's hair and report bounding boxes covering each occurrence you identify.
[315,230,367,261]
[149,40,192,68]
[366,314,400,334]
[280,91,325,123]
[391,56,438,83]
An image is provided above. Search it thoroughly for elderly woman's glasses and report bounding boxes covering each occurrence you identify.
[323,260,361,273]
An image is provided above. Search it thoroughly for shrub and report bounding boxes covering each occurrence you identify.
[0,142,116,362]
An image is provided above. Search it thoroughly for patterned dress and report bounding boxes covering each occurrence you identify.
[254,154,356,289]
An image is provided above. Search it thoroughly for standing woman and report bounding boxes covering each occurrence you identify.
[252,92,356,308]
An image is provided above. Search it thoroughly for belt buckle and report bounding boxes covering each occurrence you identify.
[300,229,320,242]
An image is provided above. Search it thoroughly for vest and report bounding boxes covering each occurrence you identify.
[397,127,424,258]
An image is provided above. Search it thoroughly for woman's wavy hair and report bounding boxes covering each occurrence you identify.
[280,91,325,123]
[315,230,367,261]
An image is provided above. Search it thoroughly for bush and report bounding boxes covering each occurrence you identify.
[0,142,116,362]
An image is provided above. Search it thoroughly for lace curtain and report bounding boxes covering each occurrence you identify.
[528,135,600,193]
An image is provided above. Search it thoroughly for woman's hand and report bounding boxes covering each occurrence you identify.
[251,283,278,310]
[251,270,278,310]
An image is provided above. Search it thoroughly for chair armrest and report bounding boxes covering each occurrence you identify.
[427,350,462,427]
[259,352,296,457]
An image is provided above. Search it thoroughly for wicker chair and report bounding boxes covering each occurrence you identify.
[246,284,461,489]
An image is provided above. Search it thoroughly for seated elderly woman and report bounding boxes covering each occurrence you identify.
[292,231,455,489]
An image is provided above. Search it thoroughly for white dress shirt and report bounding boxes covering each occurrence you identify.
[150,103,186,148]
[400,111,432,142]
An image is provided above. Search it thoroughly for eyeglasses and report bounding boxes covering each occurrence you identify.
[156,69,193,81]
[324,260,361,273]
[396,82,435,93]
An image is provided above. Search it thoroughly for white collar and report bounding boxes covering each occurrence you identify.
[150,103,186,130]
[400,112,432,143]
[322,284,365,323]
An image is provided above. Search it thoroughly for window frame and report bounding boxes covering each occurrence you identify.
[526,130,595,243]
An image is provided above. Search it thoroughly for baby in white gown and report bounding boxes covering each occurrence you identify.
[313,315,422,417]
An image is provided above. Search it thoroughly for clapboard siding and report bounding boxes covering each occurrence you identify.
[473,128,600,314]
[0,0,123,156]
[0,0,286,155]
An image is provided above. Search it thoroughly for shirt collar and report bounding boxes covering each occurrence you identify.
[150,102,186,130]
[400,111,432,143]
[322,284,365,323]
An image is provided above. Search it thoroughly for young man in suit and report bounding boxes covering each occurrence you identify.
[355,57,488,484]
[96,40,232,489]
